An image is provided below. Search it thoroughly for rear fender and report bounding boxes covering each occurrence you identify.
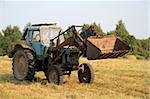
[8,44,34,58]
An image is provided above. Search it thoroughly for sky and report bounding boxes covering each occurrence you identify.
[0,0,149,39]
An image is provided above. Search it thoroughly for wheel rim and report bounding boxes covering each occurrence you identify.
[78,63,93,83]
[81,65,90,82]
[49,70,58,84]
[47,66,63,85]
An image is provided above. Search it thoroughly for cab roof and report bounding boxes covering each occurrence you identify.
[32,23,56,26]
[30,23,61,30]
[22,23,61,40]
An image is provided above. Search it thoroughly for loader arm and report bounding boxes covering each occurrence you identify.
[51,25,130,60]
[52,25,87,55]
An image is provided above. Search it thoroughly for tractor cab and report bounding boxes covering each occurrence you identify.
[23,23,63,57]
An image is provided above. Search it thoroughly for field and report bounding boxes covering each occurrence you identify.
[0,56,149,99]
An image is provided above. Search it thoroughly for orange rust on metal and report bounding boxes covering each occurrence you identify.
[88,35,116,53]
[85,35,130,60]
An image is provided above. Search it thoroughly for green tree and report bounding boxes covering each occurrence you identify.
[92,22,105,36]
[115,20,129,39]
[107,30,116,35]
[82,22,105,37]
[107,20,132,45]
[0,32,4,55]
[138,38,150,59]
[0,25,22,55]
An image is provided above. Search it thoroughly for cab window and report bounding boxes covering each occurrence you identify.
[32,31,40,42]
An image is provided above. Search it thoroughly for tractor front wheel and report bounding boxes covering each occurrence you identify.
[47,65,63,85]
[78,63,94,83]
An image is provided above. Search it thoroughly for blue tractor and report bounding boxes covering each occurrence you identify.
[9,23,97,85]
[9,23,130,85]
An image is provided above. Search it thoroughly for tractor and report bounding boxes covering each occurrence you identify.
[8,23,130,85]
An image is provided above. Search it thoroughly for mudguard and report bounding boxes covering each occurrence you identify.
[8,44,34,58]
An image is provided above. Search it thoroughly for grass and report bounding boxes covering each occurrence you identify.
[0,56,149,99]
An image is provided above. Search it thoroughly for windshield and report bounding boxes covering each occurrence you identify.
[40,27,64,47]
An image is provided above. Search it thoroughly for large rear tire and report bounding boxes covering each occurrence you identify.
[47,65,63,85]
[78,63,94,83]
[12,49,35,81]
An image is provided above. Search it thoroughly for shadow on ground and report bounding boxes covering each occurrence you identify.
[0,73,48,85]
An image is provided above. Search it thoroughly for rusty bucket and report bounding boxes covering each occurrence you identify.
[85,35,130,60]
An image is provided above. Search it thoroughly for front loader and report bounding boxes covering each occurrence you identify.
[9,23,130,85]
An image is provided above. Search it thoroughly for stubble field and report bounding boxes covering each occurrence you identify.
[0,56,149,99]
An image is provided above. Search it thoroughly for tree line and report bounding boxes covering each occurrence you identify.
[0,20,149,59]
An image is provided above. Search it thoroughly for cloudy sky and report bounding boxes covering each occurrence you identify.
[0,0,149,39]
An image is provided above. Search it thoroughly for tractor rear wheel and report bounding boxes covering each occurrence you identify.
[78,63,94,83]
[12,49,35,81]
[47,65,63,85]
